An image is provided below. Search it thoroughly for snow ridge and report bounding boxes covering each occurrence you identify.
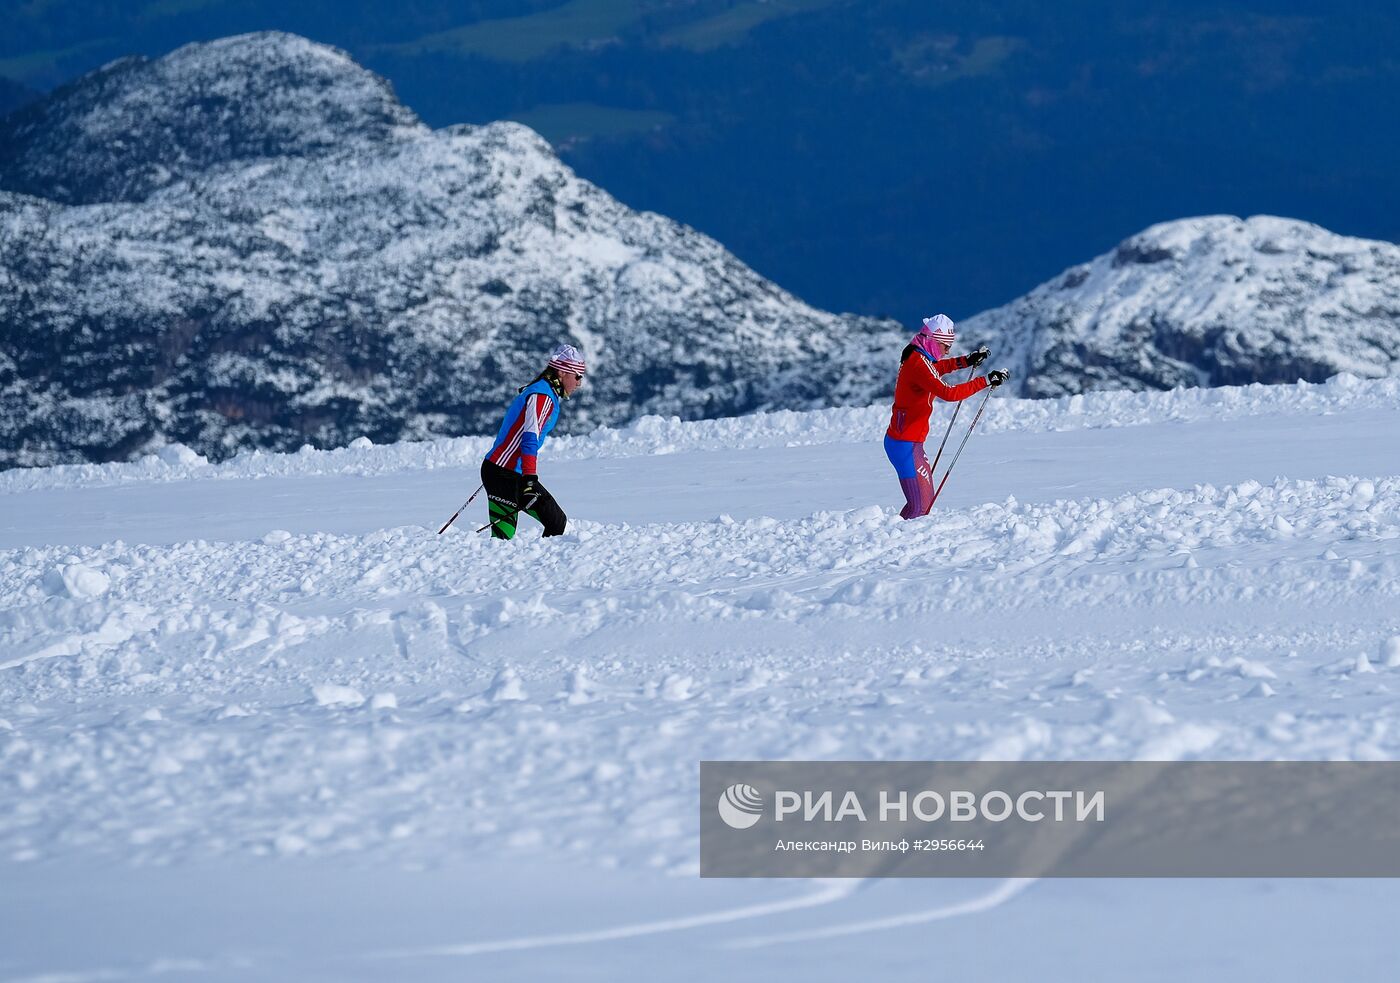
[3,371,1393,494]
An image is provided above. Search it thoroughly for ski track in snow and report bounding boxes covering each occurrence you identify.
[726,877,1034,948]
[371,880,860,959]
[2,377,1400,976]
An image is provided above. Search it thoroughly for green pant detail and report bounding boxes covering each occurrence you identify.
[488,500,518,540]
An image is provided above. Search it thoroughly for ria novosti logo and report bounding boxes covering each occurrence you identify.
[717,783,764,829]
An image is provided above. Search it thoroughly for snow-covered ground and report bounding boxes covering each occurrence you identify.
[3,376,1400,981]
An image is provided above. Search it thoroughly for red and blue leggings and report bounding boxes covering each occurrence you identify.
[884,435,934,520]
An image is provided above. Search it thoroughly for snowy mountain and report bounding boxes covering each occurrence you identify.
[2,374,1398,977]
[0,32,902,469]
[9,34,1399,473]
[0,33,425,204]
[962,215,1400,398]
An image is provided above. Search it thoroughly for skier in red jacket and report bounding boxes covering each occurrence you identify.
[885,314,1007,519]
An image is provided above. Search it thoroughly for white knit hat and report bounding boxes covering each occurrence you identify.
[547,344,586,375]
[910,314,956,358]
[920,314,956,348]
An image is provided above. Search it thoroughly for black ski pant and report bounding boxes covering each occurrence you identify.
[480,460,567,540]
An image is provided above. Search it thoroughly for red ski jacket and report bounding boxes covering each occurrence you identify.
[886,351,988,442]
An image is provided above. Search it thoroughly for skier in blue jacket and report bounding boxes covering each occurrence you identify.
[481,344,585,539]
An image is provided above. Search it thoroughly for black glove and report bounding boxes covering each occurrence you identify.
[965,346,990,368]
[519,474,539,501]
[986,368,1010,389]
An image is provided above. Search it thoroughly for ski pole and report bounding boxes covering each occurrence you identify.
[927,351,983,477]
[927,400,961,481]
[476,494,540,535]
[929,386,996,508]
[438,484,484,535]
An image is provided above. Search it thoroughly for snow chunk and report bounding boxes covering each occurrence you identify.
[488,668,527,702]
[348,436,373,450]
[1227,657,1277,680]
[1382,636,1400,668]
[156,443,208,467]
[55,563,111,599]
[660,674,696,701]
[564,666,595,705]
[262,529,293,544]
[313,684,365,708]
[370,692,398,710]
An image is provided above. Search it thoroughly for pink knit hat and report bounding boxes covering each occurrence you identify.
[911,314,956,358]
[547,343,586,375]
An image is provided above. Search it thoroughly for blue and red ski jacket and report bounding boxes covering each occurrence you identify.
[485,379,560,475]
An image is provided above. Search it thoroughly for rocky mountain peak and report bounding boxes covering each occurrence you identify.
[963,215,1400,397]
[0,31,424,205]
[0,34,900,469]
